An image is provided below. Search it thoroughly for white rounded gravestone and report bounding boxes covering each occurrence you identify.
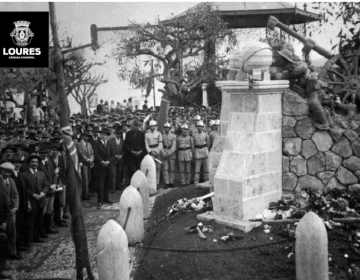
[97,219,129,280]
[119,185,144,244]
[131,170,150,219]
[140,154,157,196]
[296,211,328,280]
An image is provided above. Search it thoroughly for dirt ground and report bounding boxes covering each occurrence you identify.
[135,185,358,280]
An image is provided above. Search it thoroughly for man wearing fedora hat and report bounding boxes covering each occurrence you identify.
[124,119,145,185]
[0,145,17,164]
[48,144,67,228]
[0,162,21,260]
[107,127,125,193]
[37,146,58,235]
[93,128,111,209]
[87,126,100,197]
[76,131,94,200]
[21,154,49,247]
[10,154,27,253]
[97,100,103,114]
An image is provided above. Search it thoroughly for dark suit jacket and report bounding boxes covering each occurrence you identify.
[107,137,124,165]
[88,136,99,146]
[0,177,19,210]
[76,140,94,168]
[20,169,49,208]
[96,104,103,114]
[48,155,66,185]
[93,139,109,168]
[38,160,56,197]
[0,187,9,225]
[124,129,146,158]
[11,172,26,211]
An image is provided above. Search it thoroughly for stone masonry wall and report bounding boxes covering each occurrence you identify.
[282,90,360,198]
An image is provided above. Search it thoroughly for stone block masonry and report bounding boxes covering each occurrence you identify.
[205,80,289,226]
[282,89,360,197]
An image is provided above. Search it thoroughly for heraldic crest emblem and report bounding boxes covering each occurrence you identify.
[10,21,34,47]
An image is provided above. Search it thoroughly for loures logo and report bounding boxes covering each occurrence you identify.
[10,21,34,47]
[0,12,49,68]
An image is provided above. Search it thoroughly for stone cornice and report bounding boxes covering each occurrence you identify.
[216,80,289,95]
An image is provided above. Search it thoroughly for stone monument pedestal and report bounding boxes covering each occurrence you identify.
[198,80,289,233]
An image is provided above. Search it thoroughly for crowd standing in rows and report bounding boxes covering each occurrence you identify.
[0,97,220,279]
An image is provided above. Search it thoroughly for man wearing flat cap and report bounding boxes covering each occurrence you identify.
[0,162,20,260]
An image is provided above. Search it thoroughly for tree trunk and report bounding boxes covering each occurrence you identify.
[49,3,69,127]
[80,96,87,119]
[163,66,177,98]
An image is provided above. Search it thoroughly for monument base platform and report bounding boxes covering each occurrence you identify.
[195,181,214,189]
[197,213,262,233]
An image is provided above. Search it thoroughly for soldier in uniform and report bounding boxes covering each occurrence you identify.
[145,120,163,186]
[192,120,210,184]
[208,119,220,151]
[176,124,194,186]
[188,115,201,137]
[161,122,176,189]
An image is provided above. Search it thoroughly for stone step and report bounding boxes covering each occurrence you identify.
[195,181,214,189]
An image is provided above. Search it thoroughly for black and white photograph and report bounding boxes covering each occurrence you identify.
[0,1,359,279]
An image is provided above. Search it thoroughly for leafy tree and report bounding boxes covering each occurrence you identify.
[113,3,237,103]
[0,42,106,121]
[71,72,107,106]
[310,2,360,51]
[47,50,106,98]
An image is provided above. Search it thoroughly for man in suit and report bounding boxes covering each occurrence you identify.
[93,128,111,209]
[107,127,124,193]
[48,143,67,227]
[0,185,10,279]
[118,121,129,187]
[21,154,49,248]
[96,100,103,114]
[10,154,27,253]
[0,145,16,164]
[76,131,94,200]
[37,147,58,235]
[0,162,20,260]
[124,119,146,185]
[88,126,100,197]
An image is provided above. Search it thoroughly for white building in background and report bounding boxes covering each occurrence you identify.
[68,25,163,115]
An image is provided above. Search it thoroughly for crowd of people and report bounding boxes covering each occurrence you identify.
[0,97,221,279]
